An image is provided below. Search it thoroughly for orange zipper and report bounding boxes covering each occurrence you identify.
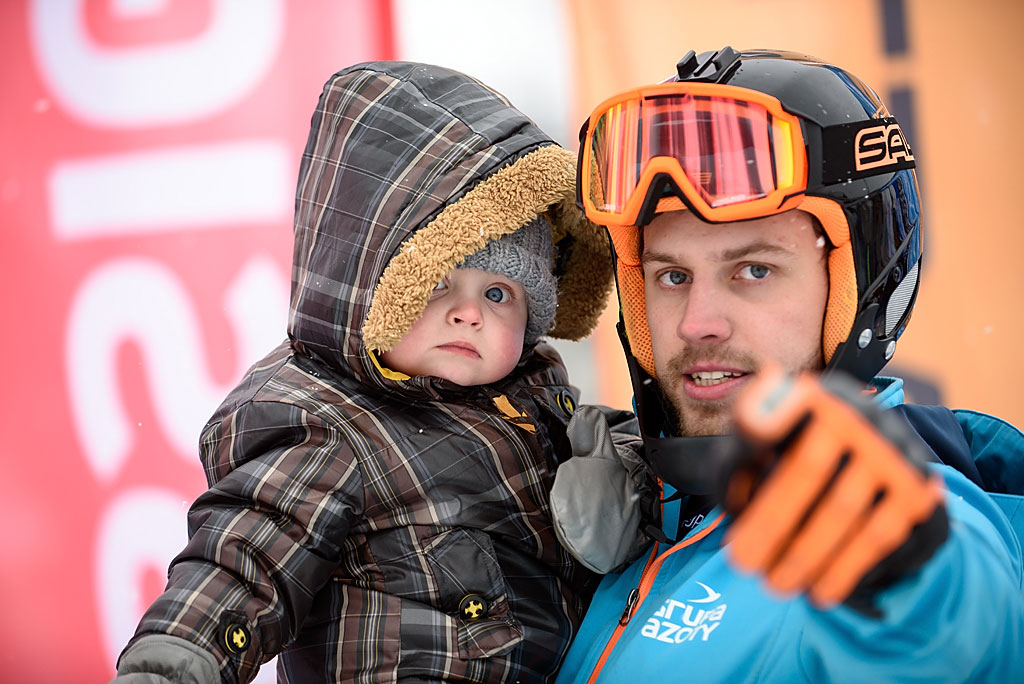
[584,513,725,684]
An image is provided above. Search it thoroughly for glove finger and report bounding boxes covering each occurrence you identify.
[806,422,945,605]
[809,497,914,606]
[726,420,842,574]
[810,476,945,606]
[765,457,876,594]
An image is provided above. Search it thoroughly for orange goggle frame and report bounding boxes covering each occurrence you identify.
[579,82,809,226]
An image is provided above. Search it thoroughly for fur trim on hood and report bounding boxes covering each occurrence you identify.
[363,145,610,352]
[288,61,612,386]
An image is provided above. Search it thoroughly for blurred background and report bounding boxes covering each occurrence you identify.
[2,1,1021,681]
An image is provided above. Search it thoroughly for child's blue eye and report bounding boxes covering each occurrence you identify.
[485,286,511,303]
[429,278,449,299]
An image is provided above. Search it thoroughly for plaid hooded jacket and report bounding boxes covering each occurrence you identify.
[119,62,614,683]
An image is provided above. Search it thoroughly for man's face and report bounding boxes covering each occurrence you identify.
[642,209,829,436]
[379,268,528,386]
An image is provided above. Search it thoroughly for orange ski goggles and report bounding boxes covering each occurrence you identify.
[579,82,809,226]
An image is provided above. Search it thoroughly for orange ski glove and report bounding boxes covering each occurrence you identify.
[718,365,948,613]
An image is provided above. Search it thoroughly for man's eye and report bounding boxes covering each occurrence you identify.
[485,285,511,303]
[657,270,689,286]
[738,264,771,280]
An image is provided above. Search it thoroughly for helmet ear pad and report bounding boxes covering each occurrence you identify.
[607,196,691,379]
[608,196,856,379]
[796,196,857,366]
[607,221,655,376]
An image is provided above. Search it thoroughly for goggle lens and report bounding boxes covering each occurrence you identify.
[584,85,806,224]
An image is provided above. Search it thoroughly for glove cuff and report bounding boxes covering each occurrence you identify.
[115,633,220,684]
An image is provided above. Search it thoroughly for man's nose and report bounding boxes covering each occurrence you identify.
[677,280,731,343]
[447,295,483,327]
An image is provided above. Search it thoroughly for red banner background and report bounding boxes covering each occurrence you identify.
[1,2,392,681]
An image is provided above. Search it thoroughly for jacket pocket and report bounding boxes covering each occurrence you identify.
[423,527,524,659]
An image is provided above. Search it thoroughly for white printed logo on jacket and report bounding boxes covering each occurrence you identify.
[640,582,726,644]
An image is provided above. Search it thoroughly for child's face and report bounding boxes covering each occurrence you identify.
[379,268,528,386]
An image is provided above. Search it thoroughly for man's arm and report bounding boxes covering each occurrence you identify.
[719,367,1024,680]
[802,463,1024,682]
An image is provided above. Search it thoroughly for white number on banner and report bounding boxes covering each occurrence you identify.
[31,2,290,680]
[29,0,285,127]
[66,256,288,482]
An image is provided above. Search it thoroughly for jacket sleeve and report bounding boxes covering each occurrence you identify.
[118,398,364,684]
[799,463,1024,682]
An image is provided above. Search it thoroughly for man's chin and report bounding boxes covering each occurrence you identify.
[678,416,734,437]
[671,398,734,437]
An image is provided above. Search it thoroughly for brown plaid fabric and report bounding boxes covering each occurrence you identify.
[121,62,606,683]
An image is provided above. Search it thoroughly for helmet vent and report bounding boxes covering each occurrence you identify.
[885,260,919,336]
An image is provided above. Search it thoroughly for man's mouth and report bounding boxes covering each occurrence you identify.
[688,370,746,387]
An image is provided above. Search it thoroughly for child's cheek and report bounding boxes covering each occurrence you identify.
[497,326,526,372]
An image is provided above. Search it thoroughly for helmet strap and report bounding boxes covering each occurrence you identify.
[824,303,891,383]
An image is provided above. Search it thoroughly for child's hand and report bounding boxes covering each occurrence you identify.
[550,406,651,573]
[111,634,219,684]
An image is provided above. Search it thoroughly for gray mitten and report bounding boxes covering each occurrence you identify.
[550,405,650,573]
[111,634,220,684]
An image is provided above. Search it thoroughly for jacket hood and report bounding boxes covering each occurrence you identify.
[288,61,613,386]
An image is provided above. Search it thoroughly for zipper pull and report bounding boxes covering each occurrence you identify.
[619,587,640,625]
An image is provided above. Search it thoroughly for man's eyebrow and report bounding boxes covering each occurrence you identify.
[640,250,678,268]
[718,241,793,262]
[640,241,794,267]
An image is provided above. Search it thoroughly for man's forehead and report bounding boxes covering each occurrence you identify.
[641,210,818,263]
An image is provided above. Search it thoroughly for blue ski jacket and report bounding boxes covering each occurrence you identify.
[556,378,1024,683]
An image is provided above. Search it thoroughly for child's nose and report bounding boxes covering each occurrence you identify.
[447,296,483,327]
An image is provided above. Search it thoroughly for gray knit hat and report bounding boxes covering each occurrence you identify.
[459,216,557,346]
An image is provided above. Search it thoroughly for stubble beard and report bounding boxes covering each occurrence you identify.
[659,345,824,437]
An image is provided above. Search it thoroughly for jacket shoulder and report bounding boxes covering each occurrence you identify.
[205,341,366,427]
[892,404,985,487]
[897,404,1024,542]
[952,408,1024,495]
[895,403,1024,495]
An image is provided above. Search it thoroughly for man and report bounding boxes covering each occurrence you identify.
[551,47,1024,682]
